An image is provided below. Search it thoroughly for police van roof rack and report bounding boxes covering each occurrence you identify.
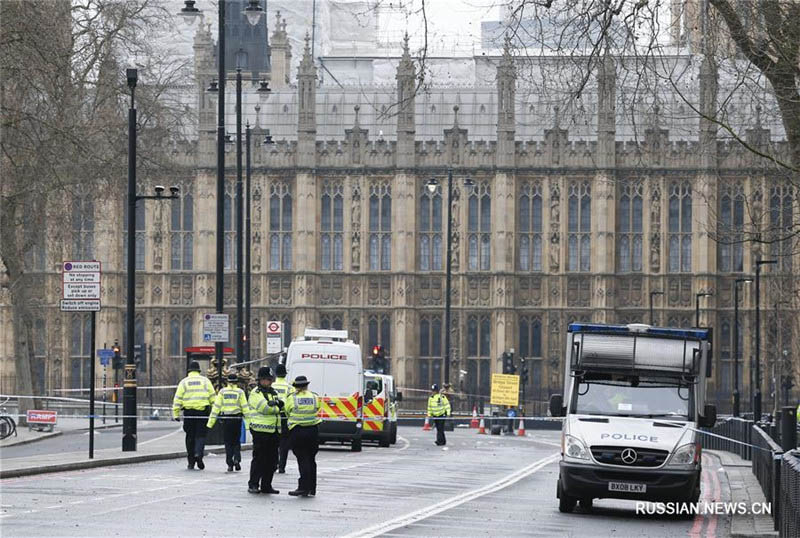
[302,328,350,342]
[568,323,704,377]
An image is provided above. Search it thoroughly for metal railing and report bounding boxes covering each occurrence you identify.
[778,450,800,538]
[701,415,799,537]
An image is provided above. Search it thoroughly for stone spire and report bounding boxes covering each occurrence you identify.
[396,32,416,167]
[297,32,317,166]
[596,48,616,169]
[270,11,291,89]
[496,34,516,167]
[698,51,718,168]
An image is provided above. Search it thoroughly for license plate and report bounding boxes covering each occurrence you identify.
[608,482,646,493]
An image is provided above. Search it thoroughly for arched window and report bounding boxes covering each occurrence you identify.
[568,180,591,272]
[718,181,744,273]
[320,180,344,271]
[518,181,543,271]
[617,180,643,272]
[369,181,391,271]
[419,181,443,270]
[668,180,692,273]
[171,180,194,270]
[270,181,293,270]
[468,181,491,271]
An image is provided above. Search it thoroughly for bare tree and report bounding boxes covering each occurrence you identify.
[0,0,189,421]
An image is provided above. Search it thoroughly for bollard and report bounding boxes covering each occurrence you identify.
[780,406,797,451]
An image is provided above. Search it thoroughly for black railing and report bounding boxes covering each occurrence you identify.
[703,416,799,536]
[778,450,800,538]
[700,417,753,460]
[751,425,783,532]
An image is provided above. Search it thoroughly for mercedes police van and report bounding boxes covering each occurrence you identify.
[285,329,365,451]
[550,323,716,513]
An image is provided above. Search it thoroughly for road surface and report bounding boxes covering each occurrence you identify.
[0,428,730,537]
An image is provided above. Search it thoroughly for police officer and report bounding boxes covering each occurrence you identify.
[172,361,216,470]
[285,375,321,497]
[207,372,252,472]
[273,363,292,473]
[427,384,450,446]
[247,367,282,494]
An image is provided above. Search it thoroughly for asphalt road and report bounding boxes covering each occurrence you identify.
[0,428,730,537]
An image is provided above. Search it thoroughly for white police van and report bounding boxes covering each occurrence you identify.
[286,329,365,451]
[550,323,716,513]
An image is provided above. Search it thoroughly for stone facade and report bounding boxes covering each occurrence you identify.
[1,18,797,413]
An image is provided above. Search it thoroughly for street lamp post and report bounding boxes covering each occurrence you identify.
[695,291,712,328]
[733,278,752,417]
[427,170,473,387]
[180,0,264,379]
[124,67,179,452]
[771,300,790,418]
[244,122,251,362]
[754,259,777,422]
[649,290,664,325]
[235,67,243,366]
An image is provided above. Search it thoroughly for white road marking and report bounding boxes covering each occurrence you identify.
[342,452,560,538]
[137,426,182,446]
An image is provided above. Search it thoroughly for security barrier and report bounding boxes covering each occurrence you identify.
[701,416,799,537]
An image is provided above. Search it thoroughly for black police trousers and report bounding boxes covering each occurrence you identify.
[291,425,319,493]
[222,415,243,466]
[249,430,279,491]
[278,417,290,472]
[434,417,446,445]
[183,406,210,465]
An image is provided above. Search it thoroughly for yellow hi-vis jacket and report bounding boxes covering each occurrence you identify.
[273,376,291,403]
[285,389,321,430]
[207,383,252,428]
[248,386,282,434]
[427,393,450,417]
[172,371,215,419]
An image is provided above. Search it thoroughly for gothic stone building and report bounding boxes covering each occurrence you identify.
[1,8,797,412]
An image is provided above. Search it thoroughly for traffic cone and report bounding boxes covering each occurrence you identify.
[477,417,486,434]
[422,416,432,431]
[517,418,526,436]
[470,406,479,428]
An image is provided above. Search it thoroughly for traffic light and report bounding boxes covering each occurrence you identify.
[502,351,516,374]
[112,342,122,370]
[521,358,529,384]
[372,345,386,374]
[134,344,147,373]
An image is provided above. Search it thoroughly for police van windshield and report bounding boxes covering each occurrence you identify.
[572,375,693,420]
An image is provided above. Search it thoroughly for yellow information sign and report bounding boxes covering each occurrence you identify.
[490,373,520,407]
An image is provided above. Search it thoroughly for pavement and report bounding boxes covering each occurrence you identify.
[0,427,757,537]
[706,450,778,538]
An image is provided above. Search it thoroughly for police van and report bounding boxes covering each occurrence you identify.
[550,323,716,513]
[285,329,364,451]
[362,372,402,447]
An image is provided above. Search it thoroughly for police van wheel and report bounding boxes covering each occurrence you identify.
[379,428,391,448]
[390,423,397,445]
[351,438,362,452]
[557,479,576,513]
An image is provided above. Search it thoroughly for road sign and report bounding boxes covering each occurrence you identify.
[60,299,101,311]
[202,313,230,342]
[62,260,101,311]
[266,320,283,354]
[490,373,520,407]
[97,349,114,366]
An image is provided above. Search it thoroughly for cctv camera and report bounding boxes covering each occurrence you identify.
[154,185,165,196]
[169,186,180,196]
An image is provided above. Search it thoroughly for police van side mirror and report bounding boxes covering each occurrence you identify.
[396,391,403,402]
[699,404,717,428]
[549,394,564,417]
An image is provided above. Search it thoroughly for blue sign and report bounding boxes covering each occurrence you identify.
[97,348,114,366]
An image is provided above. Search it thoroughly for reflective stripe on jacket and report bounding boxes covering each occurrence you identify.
[172,371,215,418]
[248,387,281,434]
[207,384,252,428]
[285,389,321,430]
[427,394,450,417]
